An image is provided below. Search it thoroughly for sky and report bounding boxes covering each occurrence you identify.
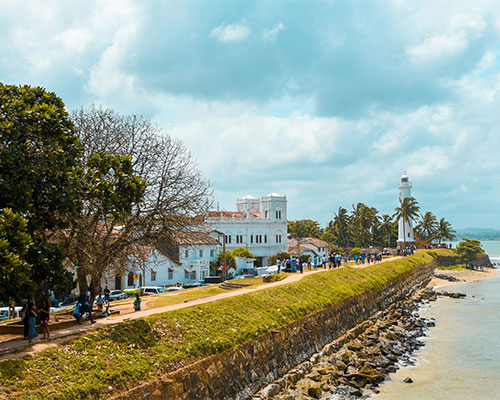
[1,0,500,229]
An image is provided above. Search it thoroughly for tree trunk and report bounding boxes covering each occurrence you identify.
[76,266,89,296]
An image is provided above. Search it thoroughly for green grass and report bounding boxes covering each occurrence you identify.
[0,251,441,399]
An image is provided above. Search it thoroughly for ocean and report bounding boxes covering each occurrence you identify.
[374,241,500,400]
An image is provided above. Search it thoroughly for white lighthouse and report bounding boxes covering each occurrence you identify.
[397,171,415,246]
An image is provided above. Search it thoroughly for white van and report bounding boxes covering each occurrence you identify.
[0,306,23,321]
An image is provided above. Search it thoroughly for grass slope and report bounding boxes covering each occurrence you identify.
[0,251,448,399]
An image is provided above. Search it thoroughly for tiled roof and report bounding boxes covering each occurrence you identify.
[288,237,332,249]
[289,245,318,256]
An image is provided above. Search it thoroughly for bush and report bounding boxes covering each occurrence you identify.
[232,247,255,258]
[350,248,362,258]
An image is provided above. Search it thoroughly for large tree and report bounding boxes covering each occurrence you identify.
[66,107,213,299]
[0,84,80,300]
[456,238,483,268]
[287,219,322,239]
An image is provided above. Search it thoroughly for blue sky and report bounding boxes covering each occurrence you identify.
[1,0,500,229]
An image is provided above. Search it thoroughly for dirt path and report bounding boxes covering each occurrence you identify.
[0,258,398,360]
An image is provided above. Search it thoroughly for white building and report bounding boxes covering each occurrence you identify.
[202,193,288,267]
[288,237,332,259]
[118,231,221,289]
[397,171,415,246]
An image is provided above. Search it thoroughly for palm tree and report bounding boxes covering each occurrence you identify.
[393,197,420,247]
[378,214,395,247]
[351,203,378,248]
[435,218,456,245]
[333,207,350,248]
[416,211,438,243]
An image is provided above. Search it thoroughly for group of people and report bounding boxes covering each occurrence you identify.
[278,253,348,273]
[397,245,416,257]
[352,252,383,265]
[21,298,51,343]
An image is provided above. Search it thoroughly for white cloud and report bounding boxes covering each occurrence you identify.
[406,13,486,65]
[263,23,285,42]
[407,34,467,64]
[210,23,250,42]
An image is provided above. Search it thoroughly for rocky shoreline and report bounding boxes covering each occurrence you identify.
[254,291,437,400]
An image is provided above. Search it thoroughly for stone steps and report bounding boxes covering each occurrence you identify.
[219,281,251,290]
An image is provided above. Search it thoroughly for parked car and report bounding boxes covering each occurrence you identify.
[109,290,126,301]
[140,286,166,295]
[182,281,202,289]
[165,286,184,292]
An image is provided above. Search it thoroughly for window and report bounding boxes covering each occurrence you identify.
[250,235,253,243]
[210,249,215,257]
[185,249,189,258]
[402,177,408,183]
[168,269,173,280]
[127,272,134,287]
[265,210,268,218]
[201,270,206,279]
[275,210,282,219]
[276,234,282,243]
[408,232,410,238]
[185,270,190,279]
[225,235,232,244]
[199,249,203,257]
[264,235,267,243]
[151,270,157,281]
[236,234,243,244]
[255,235,262,244]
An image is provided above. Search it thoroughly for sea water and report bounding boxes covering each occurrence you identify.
[374,241,500,400]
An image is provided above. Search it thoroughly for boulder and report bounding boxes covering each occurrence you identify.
[262,383,281,398]
[403,377,413,383]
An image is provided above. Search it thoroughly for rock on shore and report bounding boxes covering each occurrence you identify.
[254,292,436,400]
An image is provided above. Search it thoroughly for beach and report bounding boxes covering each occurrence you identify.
[375,241,500,400]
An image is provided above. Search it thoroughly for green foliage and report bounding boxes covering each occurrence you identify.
[0,209,34,302]
[231,247,254,258]
[456,238,484,267]
[214,250,236,270]
[0,84,81,298]
[267,252,290,265]
[0,252,439,399]
[435,218,456,243]
[288,219,322,239]
[350,247,362,257]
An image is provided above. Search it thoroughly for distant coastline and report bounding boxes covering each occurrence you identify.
[455,228,500,241]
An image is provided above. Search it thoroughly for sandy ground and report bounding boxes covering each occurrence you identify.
[428,267,499,288]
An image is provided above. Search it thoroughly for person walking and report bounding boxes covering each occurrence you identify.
[27,300,38,343]
[40,299,51,340]
[73,302,82,324]
[21,301,30,340]
[96,294,104,311]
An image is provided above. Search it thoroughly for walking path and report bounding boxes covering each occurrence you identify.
[0,258,398,360]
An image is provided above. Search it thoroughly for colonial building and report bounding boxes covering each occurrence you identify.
[202,193,288,266]
[288,237,333,259]
[115,231,221,290]
[397,171,416,246]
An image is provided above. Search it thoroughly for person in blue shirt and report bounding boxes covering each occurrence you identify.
[73,303,82,325]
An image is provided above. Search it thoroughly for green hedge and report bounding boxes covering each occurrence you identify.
[0,251,441,399]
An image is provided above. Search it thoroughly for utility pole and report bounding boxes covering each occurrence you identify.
[222,235,226,282]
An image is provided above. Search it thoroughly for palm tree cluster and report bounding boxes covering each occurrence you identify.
[320,197,455,249]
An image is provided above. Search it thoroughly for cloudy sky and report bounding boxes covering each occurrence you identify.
[2,0,500,228]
